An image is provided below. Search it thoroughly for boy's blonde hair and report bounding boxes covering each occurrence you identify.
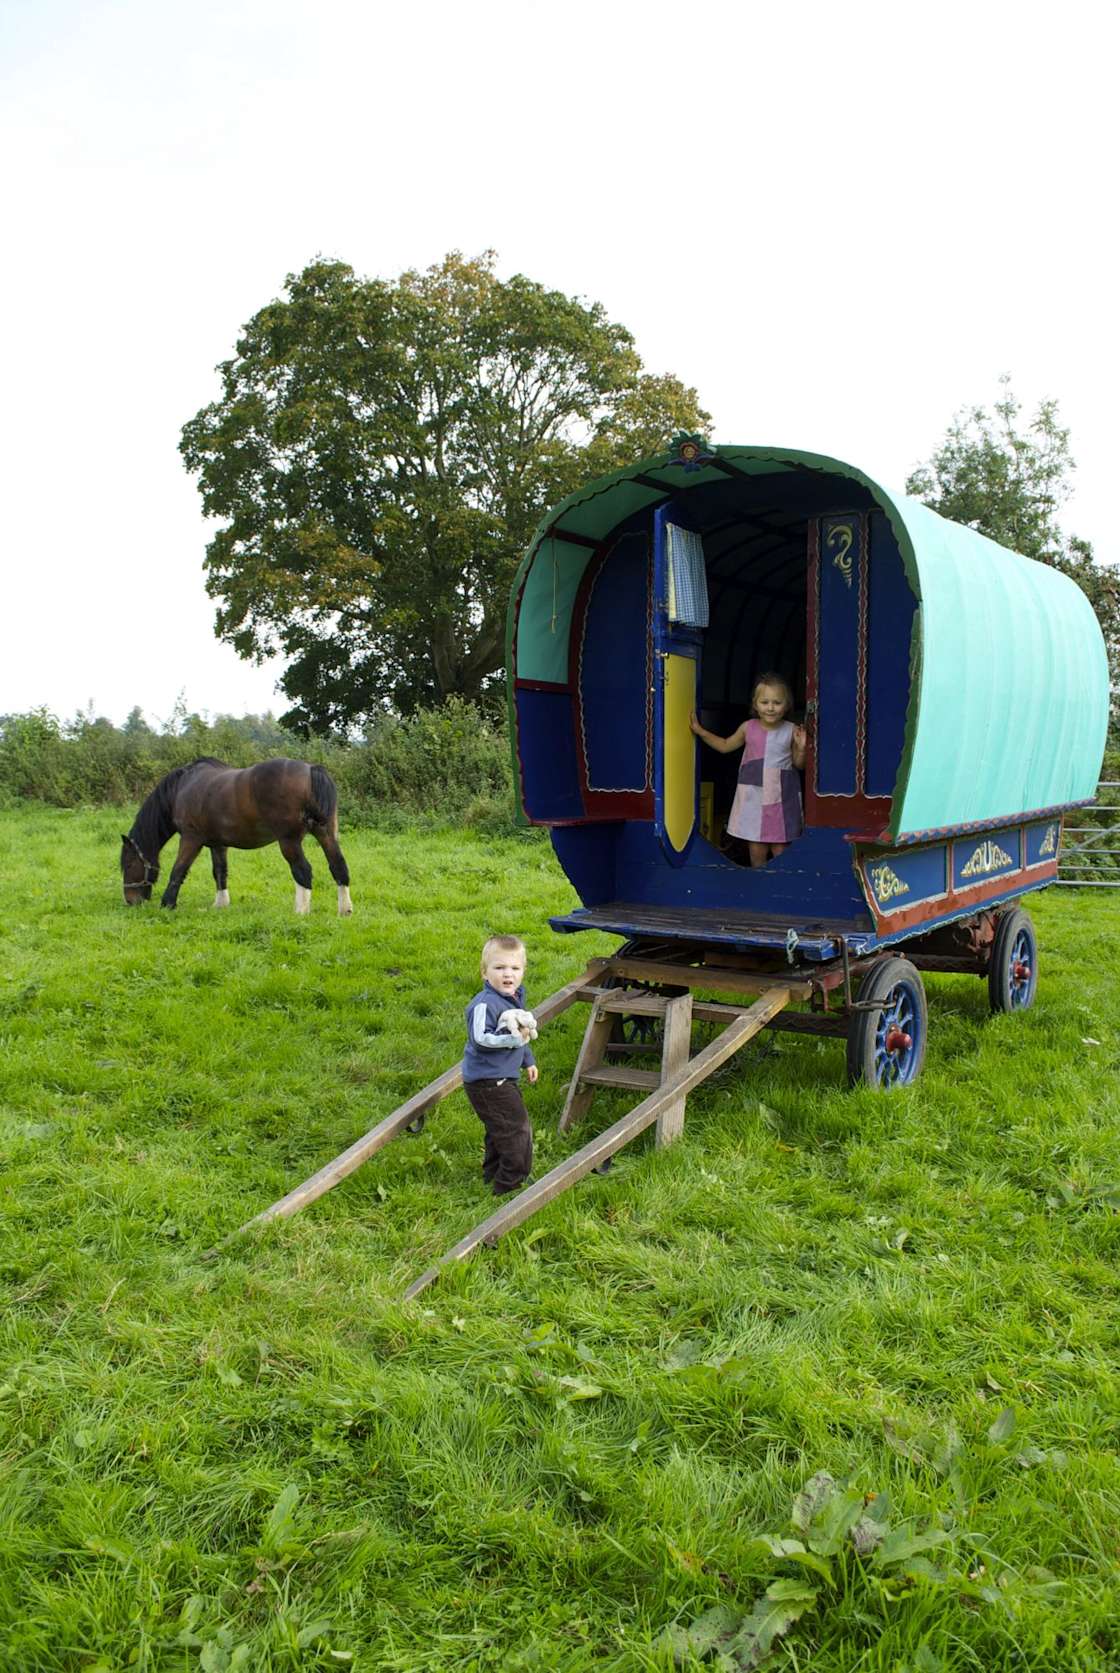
[481,933,526,976]
[751,672,794,716]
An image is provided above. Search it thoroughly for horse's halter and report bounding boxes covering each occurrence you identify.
[122,832,158,890]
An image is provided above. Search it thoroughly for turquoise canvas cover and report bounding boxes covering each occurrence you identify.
[887,496,1108,837]
[509,444,1110,838]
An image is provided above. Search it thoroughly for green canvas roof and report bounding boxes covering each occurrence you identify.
[510,443,1109,839]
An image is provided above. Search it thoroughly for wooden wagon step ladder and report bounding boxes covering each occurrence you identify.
[559,989,695,1148]
[404,982,791,1299]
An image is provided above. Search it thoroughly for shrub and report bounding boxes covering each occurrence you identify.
[0,699,516,826]
[337,698,512,818]
[0,709,73,802]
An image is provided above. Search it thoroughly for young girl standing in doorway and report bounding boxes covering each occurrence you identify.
[690,673,807,867]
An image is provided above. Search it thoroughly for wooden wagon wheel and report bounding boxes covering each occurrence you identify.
[987,907,1038,1013]
[846,955,928,1089]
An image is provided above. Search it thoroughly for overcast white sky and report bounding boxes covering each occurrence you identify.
[2,0,1115,727]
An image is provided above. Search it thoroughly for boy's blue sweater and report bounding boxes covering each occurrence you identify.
[462,981,537,1083]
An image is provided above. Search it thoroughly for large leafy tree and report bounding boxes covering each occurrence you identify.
[907,377,1119,692]
[181,253,709,728]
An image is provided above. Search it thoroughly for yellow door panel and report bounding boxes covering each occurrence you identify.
[663,653,697,853]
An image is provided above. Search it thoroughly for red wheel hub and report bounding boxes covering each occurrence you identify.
[885,1026,912,1054]
[1012,960,1031,982]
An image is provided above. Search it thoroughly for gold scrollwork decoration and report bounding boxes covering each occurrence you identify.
[1038,824,1057,857]
[960,839,1014,879]
[869,862,909,904]
[826,522,854,589]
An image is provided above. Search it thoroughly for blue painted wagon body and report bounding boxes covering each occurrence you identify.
[509,439,1109,1083]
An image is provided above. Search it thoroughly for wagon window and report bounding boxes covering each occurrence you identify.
[666,524,709,627]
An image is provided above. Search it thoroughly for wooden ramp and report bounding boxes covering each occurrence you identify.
[403,984,790,1299]
[211,950,796,1287]
[207,970,596,1255]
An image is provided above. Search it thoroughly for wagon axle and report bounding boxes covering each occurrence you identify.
[884,1025,912,1054]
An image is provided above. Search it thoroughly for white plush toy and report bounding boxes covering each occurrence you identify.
[497,1007,538,1043]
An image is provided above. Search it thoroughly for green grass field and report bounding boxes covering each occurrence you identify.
[2,804,1119,1671]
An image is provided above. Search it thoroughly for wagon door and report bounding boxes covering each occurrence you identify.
[806,510,914,833]
[653,507,708,861]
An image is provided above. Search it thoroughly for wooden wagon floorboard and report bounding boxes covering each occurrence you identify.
[554,901,874,940]
[209,969,597,1255]
[403,985,791,1301]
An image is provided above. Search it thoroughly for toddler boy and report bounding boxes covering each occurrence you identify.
[462,935,538,1195]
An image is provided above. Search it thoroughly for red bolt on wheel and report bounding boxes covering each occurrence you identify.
[1012,959,1031,982]
[885,1026,912,1054]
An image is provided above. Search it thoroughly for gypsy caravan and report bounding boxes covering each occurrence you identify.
[508,437,1109,1088]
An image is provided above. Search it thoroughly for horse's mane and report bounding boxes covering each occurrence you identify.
[124,758,228,865]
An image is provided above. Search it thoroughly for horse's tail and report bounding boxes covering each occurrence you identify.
[308,764,339,830]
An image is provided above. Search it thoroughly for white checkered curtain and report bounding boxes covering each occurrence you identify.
[666,524,709,627]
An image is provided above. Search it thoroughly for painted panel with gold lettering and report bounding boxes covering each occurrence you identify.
[1024,818,1061,869]
[951,830,1021,890]
[862,845,948,914]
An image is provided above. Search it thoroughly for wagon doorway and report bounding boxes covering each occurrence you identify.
[666,501,810,859]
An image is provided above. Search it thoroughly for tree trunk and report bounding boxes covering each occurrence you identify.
[431,615,459,698]
[458,615,504,692]
[432,613,505,701]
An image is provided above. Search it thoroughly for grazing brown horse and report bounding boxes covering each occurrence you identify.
[120,758,352,914]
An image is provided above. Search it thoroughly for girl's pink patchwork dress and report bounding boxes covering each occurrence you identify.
[727,719,803,845]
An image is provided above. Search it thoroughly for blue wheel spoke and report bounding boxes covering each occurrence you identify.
[1005,926,1035,1008]
[871,981,921,1086]
[855,964,925,1090]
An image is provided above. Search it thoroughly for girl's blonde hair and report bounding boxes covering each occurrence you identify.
[751,672,794,717]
